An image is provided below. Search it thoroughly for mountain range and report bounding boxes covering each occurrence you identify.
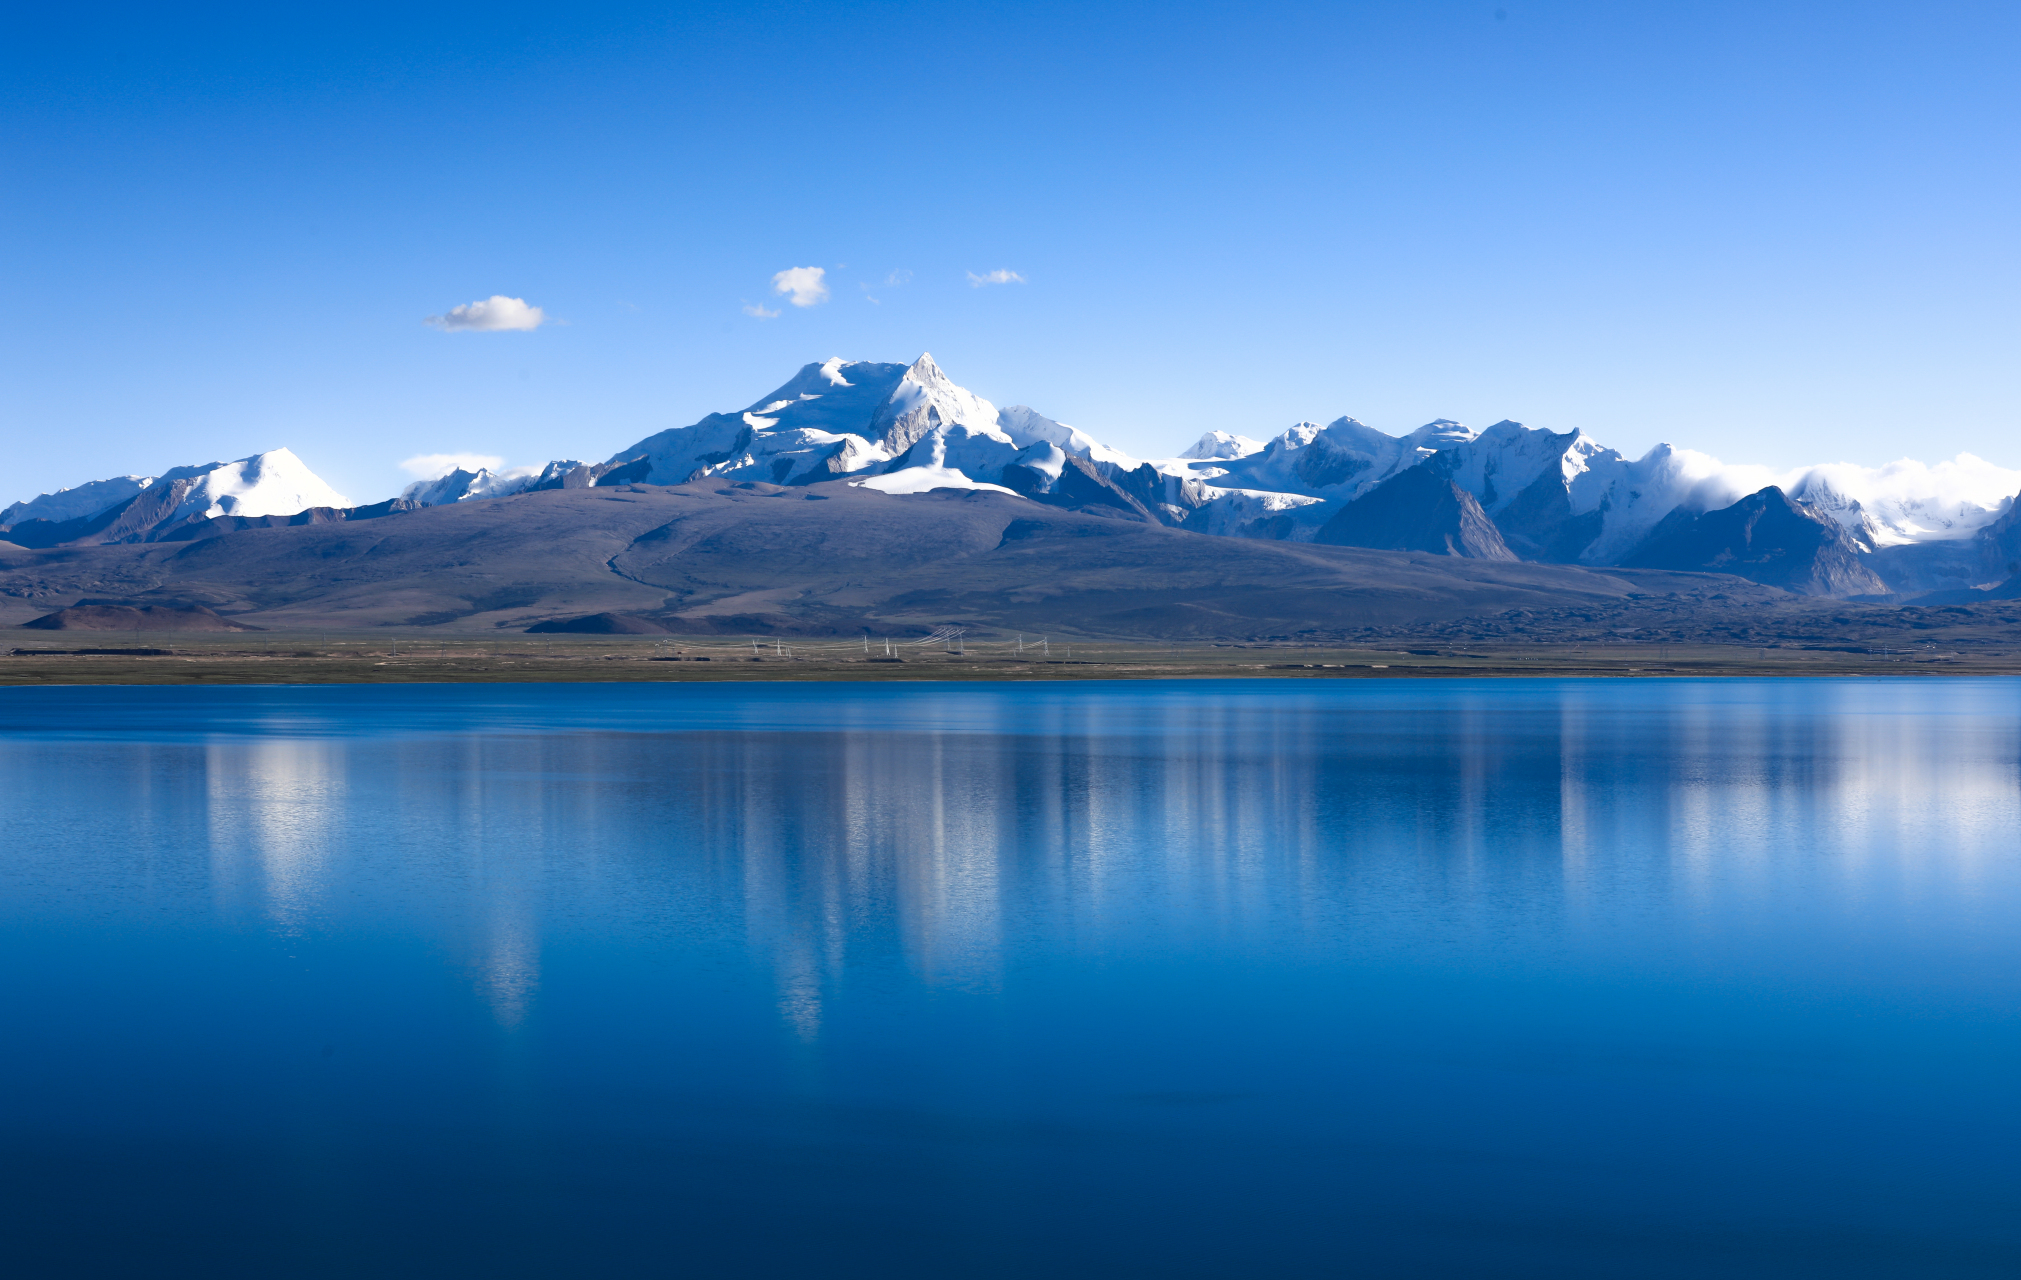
[5,354,2020,634]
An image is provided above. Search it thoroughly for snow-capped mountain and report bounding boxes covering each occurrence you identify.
[2,449,350,547]
[1156,413,2021,569]
[399,456,648,506]
[1,474,154,527]
[10,353,2019,601]
[596,353,1155,507]
[1177,431,1264,461]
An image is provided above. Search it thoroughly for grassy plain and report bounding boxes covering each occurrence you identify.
[4,632,2016,685]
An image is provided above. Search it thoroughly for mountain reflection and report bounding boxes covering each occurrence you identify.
[7,681,2016,1041]
[6,681,2019,1276]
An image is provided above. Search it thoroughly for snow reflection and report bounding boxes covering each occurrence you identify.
[204,739,347,933]
[9,681,2014,1043]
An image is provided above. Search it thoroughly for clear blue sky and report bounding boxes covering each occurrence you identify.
[4,1,2017,505]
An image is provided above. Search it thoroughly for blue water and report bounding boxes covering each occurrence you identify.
[1,679,2017,1278]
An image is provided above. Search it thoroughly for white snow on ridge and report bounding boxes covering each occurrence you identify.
[1179,488,1329,539]
[1160,410,2021,556]
[403,464,550,505]
[3,449,349,531]
[1177,431,1264,460]
[164,448,352,519]
[12,354,2019,568]
[998,405,1139,468]
[1780,454,2021,544]
[2,474,153,526]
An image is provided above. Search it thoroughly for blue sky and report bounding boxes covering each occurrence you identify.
[4,1,2017,505]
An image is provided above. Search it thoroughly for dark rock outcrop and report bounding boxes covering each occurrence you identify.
[21,603,261,632]
[157,498,422,543]
[1000,455,1158,523]
[1976,491,2021,583]
[1621,486,1886,597]
[1314,464,1517,560]
[1489,462,1608,563]
[525,613,670,635]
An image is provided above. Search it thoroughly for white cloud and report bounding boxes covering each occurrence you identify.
[400,452,503,480]
[770,266,829,308]
[966,269,1025,287]
[424,295,546,332]
[743,301,781,319]
[885,269,913,287]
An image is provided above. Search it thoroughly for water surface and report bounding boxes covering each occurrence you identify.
[2,679,2017,1278]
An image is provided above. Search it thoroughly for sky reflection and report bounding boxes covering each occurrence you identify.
[1,680,2017,1276]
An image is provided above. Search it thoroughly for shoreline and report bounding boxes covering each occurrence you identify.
[5,634,2015,685]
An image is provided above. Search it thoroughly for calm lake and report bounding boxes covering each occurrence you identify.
[1,679,2017,1278]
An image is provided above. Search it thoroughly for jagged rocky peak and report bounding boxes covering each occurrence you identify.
[401,456,652,507]
[1190,416,1427,502]
[1622,485,1887,598]
[868,353,1004,454]
[606,354,1014,490]
[1314,460,1516,561]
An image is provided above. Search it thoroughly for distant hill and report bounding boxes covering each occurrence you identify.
[0,480,1778,638]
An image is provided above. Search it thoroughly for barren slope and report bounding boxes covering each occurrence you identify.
[0,480,1783,638]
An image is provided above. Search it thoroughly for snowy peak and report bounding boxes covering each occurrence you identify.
[2,474,153,527]
[611,354,1038,493]
[168,448,352,520]
[1178,431,1263,461]
[1403,419,1477,452]
[1186,416,1427,501]
[0,448,351,547]
[868,352,1004,454]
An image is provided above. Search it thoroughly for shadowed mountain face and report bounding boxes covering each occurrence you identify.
[999,454,1157,522]
[0,481,1769,638]
[1978,497,2021,583]
[1621,486,1887,597]
[1313,464,1516,560]
[21,604,259,632]
[526,612,670,635]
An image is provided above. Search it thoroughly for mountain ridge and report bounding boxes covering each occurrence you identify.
[0,480,1782,637]
[9,355,2021,602]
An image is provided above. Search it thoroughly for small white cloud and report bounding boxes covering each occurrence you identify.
[400,452,504,479]
[743,301,781,319]
[859,282,881,305]
[424,295,546,332]
[966,269,1026,287]
[771,266,829,308]
[885,269,913,287]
